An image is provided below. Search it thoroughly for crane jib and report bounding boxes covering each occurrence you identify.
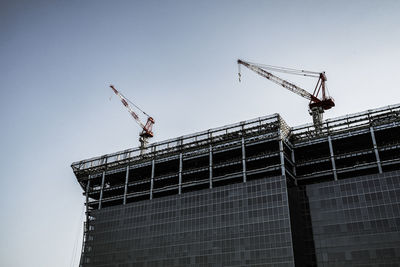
[237,59,332,105]
[109,85,155,143]
[237,59,335,133]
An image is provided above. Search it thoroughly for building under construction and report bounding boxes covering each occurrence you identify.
[72,103,400,266]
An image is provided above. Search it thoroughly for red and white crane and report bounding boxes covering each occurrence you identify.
[237,59,335,132]
[110,85,155,153]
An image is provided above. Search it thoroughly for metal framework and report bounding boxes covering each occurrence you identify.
[72,103,400,265]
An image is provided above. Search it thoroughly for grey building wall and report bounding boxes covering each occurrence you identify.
[305,170,400,266]
[84,176,295,267]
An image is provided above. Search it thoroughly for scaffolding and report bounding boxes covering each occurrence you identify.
[72,113,293,208]
[72,103,400,207]
[291,103,400,183]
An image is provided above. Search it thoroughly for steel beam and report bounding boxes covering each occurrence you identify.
[150,159,155,199]
[123,166,129,205]
[290,150,298,185]
[85,176,91,207]
[279,139,286,176]
[209,144,213,189]
[82,176,91,267]
[85,176,91,223]
[178,153,183,194]
[290,150,296,175]
[241,136,247,182]
[370,127,383,173]
[98,171,105,209]
[328,136,338,181]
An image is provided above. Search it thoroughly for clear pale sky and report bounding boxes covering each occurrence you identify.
[1,1,399,266]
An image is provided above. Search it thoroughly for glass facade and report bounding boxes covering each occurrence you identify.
[83,171,400,266]
[84,176,295,267]
[305,171,400,266]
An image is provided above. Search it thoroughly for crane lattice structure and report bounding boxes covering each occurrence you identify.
[110,85,155,154]
[237,59,335,133]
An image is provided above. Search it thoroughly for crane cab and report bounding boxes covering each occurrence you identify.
[309,97,335,111]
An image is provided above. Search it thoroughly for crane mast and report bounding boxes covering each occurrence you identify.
[110,85,155,154]
[237,59,335,133]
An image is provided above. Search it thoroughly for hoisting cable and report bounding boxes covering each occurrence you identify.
[245,61,321,77]
[118,91,151,118]
[238,63,242,82]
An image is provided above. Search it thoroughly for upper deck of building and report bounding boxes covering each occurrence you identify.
[71,112,290,177]
[71,103,400,209]
[72,103,400,176]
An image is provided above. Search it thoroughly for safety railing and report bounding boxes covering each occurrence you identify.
[72,113,282,173]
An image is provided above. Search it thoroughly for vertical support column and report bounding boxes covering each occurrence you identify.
[328,136,338,181]
[85,175,91,220]
[241,136,247,183]
[370,127,383,173]
[150,159,155,200]
[291,150,297,176]
[209,144,213,189]
[82,175,92,267]
[290,149,298,186]
[123,166,129,205]
[179,153,183,194]
[98,171,106,209]
[279,139,286,176]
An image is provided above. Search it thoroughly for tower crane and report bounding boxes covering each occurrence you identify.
[237,59,335,133]
[109,85,155,154]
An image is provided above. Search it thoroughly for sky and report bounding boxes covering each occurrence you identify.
[1,1,399,266]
